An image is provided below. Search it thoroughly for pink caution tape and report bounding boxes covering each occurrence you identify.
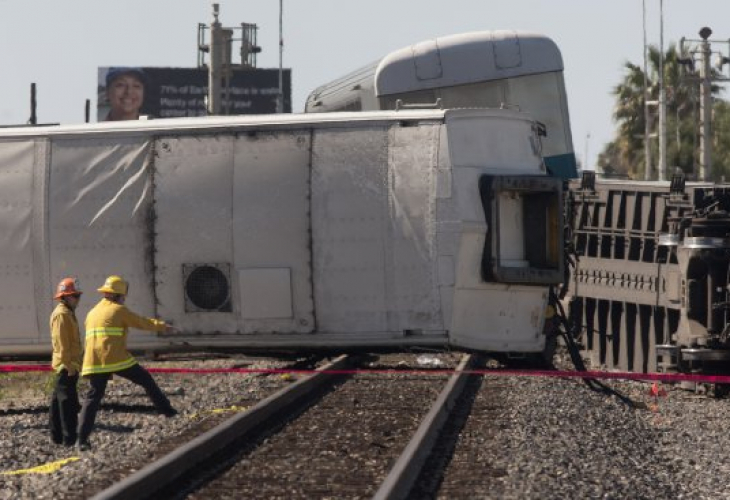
[0,365,52,373]
[3,363,730,384]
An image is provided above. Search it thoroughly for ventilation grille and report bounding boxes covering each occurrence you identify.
[183,263,232,312]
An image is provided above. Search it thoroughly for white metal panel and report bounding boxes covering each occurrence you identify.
[434,126,458,339]
[305,62,379,113]
[238,268,292,320]
[449,166,488,229]
[451,287,546,351]
[446,113,544,173]
[376,31,563,96]
[48,137,155,333]
[413,39,443,80]
[449,232,546,352]
[437,114,549,352]
[232,131,313,332]
[31,140,52,345]
[311,127,390,332]
[388,124,442,331]
[0,110,448,138]
[0,140,39,340]
[492,31,521,69]
[506,73,570,158]
[154,135,237,332]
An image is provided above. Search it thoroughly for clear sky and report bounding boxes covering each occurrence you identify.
[2,0,730,168]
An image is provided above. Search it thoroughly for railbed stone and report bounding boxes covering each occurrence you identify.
[0,350,728,499]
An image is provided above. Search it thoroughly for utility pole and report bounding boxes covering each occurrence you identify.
[28,83,37,125]
[198,3,262,116]
[208,3,223,115]
[657,0,667,181]
[678,27,730,182]
[698,28,713,181]
[277,0,284,113]
[642,0,653,180]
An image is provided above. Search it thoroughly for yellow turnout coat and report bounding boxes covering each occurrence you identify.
[50,302,82,374]
[82,298,166,376]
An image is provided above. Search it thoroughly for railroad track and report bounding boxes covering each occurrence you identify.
[85,353,484,500]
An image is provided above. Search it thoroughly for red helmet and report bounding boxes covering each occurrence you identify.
[54,278,82,300]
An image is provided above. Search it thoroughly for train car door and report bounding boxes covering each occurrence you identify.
[232,130,315,333]
[48,136,157,337]
[154,134,239,333]
[0,140,43,344]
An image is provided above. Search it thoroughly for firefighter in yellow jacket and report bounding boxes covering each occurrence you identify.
[49,277,83,446]
[76,275,177,450]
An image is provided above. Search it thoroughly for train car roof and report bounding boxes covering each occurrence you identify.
[0,108,534,140]
[306,61,379,108]
[375,30,564,96]
[305,30,563,112]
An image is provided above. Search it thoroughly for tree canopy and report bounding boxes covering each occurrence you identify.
[597,43,729,180]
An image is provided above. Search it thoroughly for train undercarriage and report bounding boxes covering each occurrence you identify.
[566,172,730,391]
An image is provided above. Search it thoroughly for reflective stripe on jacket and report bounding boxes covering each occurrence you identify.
[50,302,82,374]
[82,298,166,376]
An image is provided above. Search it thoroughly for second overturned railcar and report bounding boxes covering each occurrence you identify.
[568,173,730,376]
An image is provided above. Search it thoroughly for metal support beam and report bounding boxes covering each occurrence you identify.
[208,3,223,116]
[699,35,713,181]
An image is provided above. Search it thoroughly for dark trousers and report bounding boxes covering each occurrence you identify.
[49,369,79,446]
[77,363,174,443]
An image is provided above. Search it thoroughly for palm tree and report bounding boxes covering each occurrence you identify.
[607,60,646,177]
[598,43,725,179]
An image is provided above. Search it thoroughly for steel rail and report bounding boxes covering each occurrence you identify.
[90,354,353,500]
[373,353,480,500]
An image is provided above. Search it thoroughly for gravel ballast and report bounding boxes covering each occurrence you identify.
[1,352,729,499]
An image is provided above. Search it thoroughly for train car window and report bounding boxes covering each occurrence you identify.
[339,99,363,111]
[506,73,568,158]
[437,80,505,109]
[479,175,563,285]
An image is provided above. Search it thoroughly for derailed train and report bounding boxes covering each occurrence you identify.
[5,26,730,380]
[307,29,730,379]
[567,174,730,377]
[0,108,563,356]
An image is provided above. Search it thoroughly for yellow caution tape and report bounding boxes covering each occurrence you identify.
[209,405,247,414]
[189,405,248,419]
[2,457,80,475]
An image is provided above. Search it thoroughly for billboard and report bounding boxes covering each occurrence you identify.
[97,66,292,122]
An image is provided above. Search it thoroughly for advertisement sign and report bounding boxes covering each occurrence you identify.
[97,66,291,122]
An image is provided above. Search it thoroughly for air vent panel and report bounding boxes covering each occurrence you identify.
[183,263,232,312]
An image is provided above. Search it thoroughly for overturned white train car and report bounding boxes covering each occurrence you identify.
[0,108,562,356]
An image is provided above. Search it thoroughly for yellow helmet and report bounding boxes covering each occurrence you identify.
[97,275,128,295]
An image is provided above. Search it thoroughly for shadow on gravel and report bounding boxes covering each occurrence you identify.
[0,402,175,417]
[0,405,48,416]
[410,371,484,498]
[94,423,136,434]
[100,403,163,415]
